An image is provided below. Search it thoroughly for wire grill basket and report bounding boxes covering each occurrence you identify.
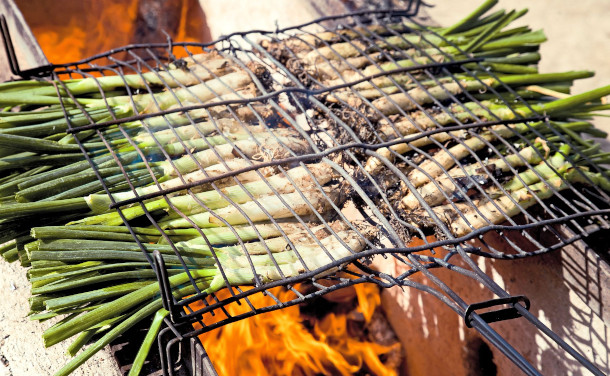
[4,2,609,375]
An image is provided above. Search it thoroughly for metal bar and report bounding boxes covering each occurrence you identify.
[153,250,180,322]
[190,338,219,376]
[0,2,52,79]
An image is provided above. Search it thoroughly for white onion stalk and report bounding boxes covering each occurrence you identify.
[136,128,302,157]
[129,118,259,144]
[159,185,341,228]
[81,162,336,225]
[66,65,261,115]
[21,52,237,97]
[411,160,610,237]
[163,134,312,176]
[206,227,370,292]
[115,111,235,134]
[413,168,565,237]
[86,159,265,213]
[400,143,544,210]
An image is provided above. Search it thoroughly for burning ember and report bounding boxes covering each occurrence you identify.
[189,282,402,375]
[15,0,208,63]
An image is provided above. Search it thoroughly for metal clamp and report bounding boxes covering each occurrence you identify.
[464,295,530,328]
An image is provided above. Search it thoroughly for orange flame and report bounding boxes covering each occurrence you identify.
[189,283,400,376]
[17,0,207,64]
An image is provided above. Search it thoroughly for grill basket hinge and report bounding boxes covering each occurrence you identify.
[464,295,531,328]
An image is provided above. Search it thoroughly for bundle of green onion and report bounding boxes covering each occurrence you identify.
[266,0,547,89]
[0,47,345,375]
[2,156,352,375]
[266,0,610,236]
[0,51,276,240]
[23,219,372,376]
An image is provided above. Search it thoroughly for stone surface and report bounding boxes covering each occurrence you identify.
[373,228,610,376]
[0,260,122,376]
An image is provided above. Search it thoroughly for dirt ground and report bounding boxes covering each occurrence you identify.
[0,1,608,376]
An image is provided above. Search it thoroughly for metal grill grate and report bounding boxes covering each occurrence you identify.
[4,2,609,375]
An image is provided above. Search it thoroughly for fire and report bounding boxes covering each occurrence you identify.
[16,0,207,64]
[189,283,401,376]
[406,235,446,257]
